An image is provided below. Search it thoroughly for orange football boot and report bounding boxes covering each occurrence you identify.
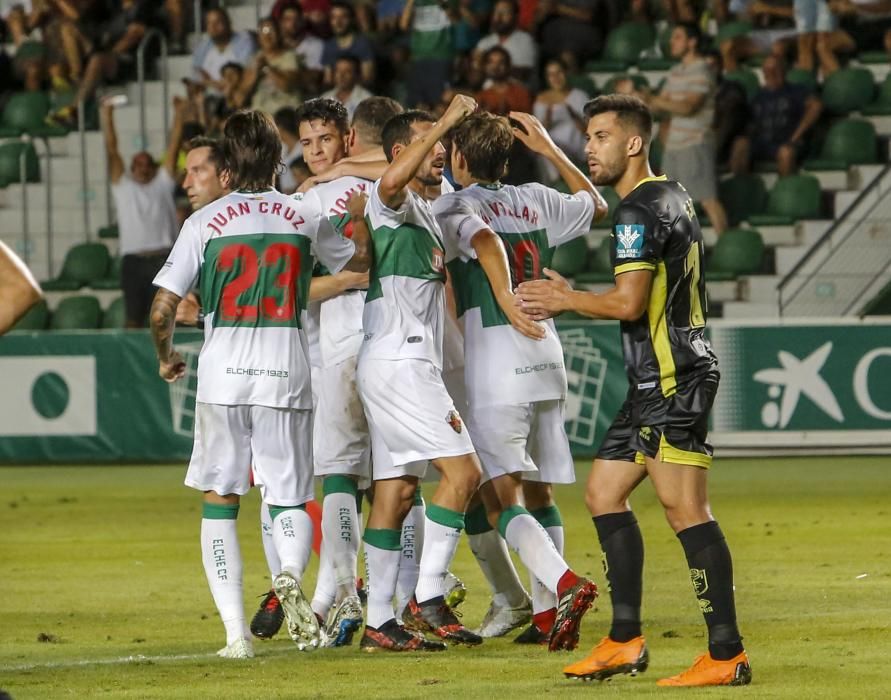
[657,651,752,687]
[563,636,649,681]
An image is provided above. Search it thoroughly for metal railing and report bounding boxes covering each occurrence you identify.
[77,98,92,242]
[19,138,30,267]
[777,164,891,317]
[136,29,169,152]
[38,136,53,278]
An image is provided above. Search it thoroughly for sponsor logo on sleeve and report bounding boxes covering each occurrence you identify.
[615,224,645,259]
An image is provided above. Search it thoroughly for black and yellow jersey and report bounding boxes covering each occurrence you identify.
[610,175,717,399]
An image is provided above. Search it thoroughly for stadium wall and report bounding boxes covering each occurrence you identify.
[0,319,889,463]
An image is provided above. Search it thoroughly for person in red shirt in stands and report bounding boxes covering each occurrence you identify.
[475,46,532,115]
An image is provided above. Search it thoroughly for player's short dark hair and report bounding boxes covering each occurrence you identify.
[451,112,513,182]
[352,96,403,147]
[676,22,703,52]
[484,46,512,68]
[335,55,361,72]
[584,94,653,145]
[273,106,298,136]
[187,136,223,170]
[182,120,205,142]
[381,110,436,163]
[295,98,350,136]
[221,109,281,191]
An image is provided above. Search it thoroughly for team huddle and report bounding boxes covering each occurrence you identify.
[150,91,752,687]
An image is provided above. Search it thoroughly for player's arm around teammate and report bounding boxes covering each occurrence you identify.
[0,240,42,335]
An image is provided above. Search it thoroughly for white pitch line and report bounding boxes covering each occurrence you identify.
[1,645,301,672]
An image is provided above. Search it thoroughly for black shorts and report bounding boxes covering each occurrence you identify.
[597,370,719,469]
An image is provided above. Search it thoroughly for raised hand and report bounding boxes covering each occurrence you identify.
[508,111,557,155]
[441,93,478,128]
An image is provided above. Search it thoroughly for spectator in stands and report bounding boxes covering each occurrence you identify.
[638,23,728,234]
[189,8,256,98]
[321,2,375,88]
[400,0,455,108]
[474,0,537,83]
[322,55,373,118]
[164,0,188,53]
[720,0,797,72]
[729,54,822,176]
[831,0,891,58]
[793,0,853,74]
[47,0,157,128]
[101,97,179,328]
[275,106,303,194]
[271,0,333,39]
[280,2,324,95]
[703,49,749,169]
[454,0,492,55]
[533,57,589,180]
[240,17,300,117]
[197,61,247,135]
[538,0,602,65]
[476,46,532,114]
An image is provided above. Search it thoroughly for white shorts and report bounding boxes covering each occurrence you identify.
[358,357,475,481]
[466,399,575,485]
[186,402,314,506]
[313,355,371,480]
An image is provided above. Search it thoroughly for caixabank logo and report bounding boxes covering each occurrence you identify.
[0,356,97,436]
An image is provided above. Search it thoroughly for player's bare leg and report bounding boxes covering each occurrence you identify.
[564,459,648,680]
[481,473,597,651]
[200,491,253,659]
[403,453,483,645]
[361,476,445,651]
[646,455,750,686]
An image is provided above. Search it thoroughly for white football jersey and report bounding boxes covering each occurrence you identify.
[310,175,373,368]
[360,180,447,368]
[433,182,596,407]
[154,188,355,409]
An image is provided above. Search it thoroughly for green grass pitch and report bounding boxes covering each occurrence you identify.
[1,457,889,698]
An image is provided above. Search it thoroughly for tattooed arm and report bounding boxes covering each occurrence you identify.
[150,287,186,382]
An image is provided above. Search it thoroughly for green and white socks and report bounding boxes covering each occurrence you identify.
[364,528,402,628]
[201,503,247,645]
[415,504,465,604]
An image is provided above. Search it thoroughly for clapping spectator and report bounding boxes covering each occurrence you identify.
[474,0,537,82]
[321,2,375,87]
[476,46,532,114]
[322,55,372,118]
[638,23,728,234]
[190,8,256,97]
[240,17,301,116]
[533,57,589,180]
[280,2,324,95]
[729,53,822,176]
[400,0,456,108]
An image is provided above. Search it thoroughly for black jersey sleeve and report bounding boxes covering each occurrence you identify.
[611,202,663,276]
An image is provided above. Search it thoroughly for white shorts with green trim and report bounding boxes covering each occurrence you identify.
[186,402,314,506]
[466,399,575,485]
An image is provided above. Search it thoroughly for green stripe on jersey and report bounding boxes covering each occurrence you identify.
[201,233,313,329]
[449,228,552,327]
[366,219,446,302]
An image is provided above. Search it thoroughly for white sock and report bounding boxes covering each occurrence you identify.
[364,529,402,628]
[201,516,245,645]
[415,510,462,605]
[502,511,569,596]
[321,490,360,598]
[468,529,529,608]
[310,545,336,619]
[259,502,281,583]
[271,507,314,582]
[395,501,425,614]
[529,523,565,613]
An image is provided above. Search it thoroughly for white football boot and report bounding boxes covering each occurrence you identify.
[273,572,321,651]
[475,595,533,638]
[216,637,254,659]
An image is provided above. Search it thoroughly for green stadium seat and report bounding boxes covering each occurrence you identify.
[593,186,622,229]
[42,242,110,291]
[803,119,878,170]
[863,74,891,116]
[586,23,656,72]
[785,68,818,93]
[748,174,821,226]
[0,141,40,187]
[821,67,875,114]
[101,296,126,329]
[0,92,68,138]
[708,228,765,280]
[716,21,753,45]
[12,298,49,331]
[719,173,768,226]
[575,236,614,284]
[49,295,102,330]
[857,51,890,65]
[550,236,589,277]
[724,68,760,101]
[90,255,122,289]
[97,224,119,239]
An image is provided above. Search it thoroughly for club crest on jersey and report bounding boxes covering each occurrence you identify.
[432,248,444,272]
[446,410,463,433]
[615,224,645,259]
